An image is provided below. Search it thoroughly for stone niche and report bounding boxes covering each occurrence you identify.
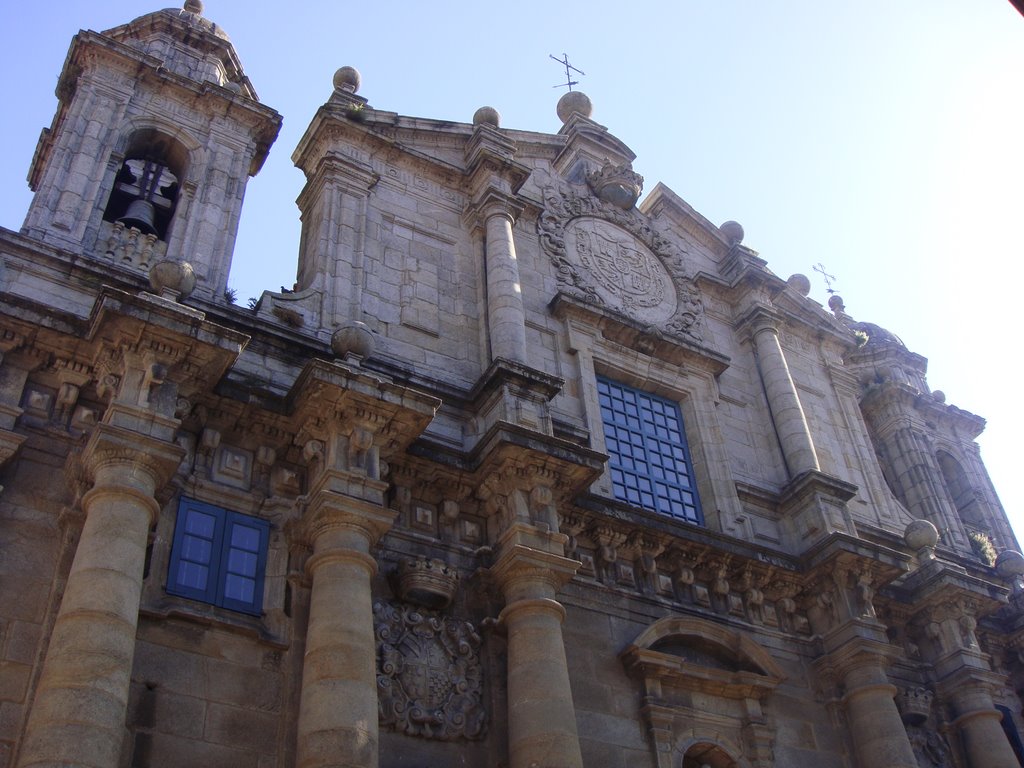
[621,616,784,768]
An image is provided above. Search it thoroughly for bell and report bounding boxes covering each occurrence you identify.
[117,199,158,236]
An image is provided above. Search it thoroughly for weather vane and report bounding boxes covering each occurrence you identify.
[813,262,838,295]
[550,53,585,91]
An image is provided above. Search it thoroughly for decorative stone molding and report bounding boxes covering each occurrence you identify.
[374,601,486,741]
[622,617,783,768]
[897,686,935,725]
[585,161,644,209]
[396,556,460,609]
[536,170,704,341]
[906,724,951,767]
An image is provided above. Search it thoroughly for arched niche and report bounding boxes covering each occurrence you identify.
[102,128,191,241]
[936,450,981,525]
[621,616,783,768]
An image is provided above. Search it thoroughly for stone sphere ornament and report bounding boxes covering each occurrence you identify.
[331,321,375,360]
[556,90,593,123]
[183,0,203,13]
[720,220,745,246]
[148,259,196,301]
[995,549,1024,578]
[333,66,361,93]
[787,273,811,296]
[472,106,501,127]
[904,519,939,562]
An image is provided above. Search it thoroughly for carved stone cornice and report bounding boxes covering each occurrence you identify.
[550,293,729,375]
[85,288,248,411]
[288,358,439,459]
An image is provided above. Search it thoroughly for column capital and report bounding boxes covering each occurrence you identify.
[463,190,525,229]
[74,421,184,517]
[300,484,397,552]
[733,304,784,340]
[490,538,580,602]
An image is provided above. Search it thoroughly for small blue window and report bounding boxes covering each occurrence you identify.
[167,498,270,615]
[597,377,703,524]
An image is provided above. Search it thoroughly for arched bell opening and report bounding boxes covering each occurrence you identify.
[102,129,188,242]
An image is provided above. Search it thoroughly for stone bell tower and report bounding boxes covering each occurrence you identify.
[21,0,280,301]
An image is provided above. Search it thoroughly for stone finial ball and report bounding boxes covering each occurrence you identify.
[149,259,196,300]
[331,321,375,359]
[904,519,939,551]
[472,106,501,127]
[827,294,845,313]
[556,90,593,123]
[787,273,811,296]
[719,220,744,246]
[333,66,361,93]
[183,0,203,13]
[931,390,946,403]
[996,549,1024,578]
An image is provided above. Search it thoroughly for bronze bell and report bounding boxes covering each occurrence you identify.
[117,199,158,235]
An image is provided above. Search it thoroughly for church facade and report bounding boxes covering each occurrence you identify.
[2,4,1024,768]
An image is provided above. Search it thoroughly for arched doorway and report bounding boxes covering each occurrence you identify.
[682,741,739,768]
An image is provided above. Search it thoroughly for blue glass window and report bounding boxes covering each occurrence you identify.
[167,498,270,615]
[597,377,703,524]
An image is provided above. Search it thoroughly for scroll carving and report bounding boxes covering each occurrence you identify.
[535,170,704,341]
[374,601,487,741]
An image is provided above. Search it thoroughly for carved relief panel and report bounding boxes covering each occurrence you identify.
[374,601,487,741]
[536,170,704,342]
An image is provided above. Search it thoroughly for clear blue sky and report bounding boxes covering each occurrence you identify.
[2,2,1022,542]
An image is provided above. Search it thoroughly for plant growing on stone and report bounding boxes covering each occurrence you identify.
[968,530,997,566]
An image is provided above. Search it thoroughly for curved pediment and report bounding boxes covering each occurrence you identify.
[621,616,784,700]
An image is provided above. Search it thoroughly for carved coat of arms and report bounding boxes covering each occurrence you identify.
[374,601,487,741]
[534,170,704,340]
[573,220,667,312]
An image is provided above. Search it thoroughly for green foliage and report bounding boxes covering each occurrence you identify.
[853,330,869,348]
[223,287,237,305]
[968,530,997,566]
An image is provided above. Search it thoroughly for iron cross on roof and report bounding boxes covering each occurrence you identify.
[813,262,838,294]
[550,53,585,91]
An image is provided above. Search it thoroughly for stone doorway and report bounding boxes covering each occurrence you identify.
[682,742,738,768]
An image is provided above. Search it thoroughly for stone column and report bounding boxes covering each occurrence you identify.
[492,534,583,768]
[749,315,819,476]
[484,205,528,364]
[295,492,394,768]
[946,680,1019,768]
[839,661,918,768]
[288,360,438,768]
[17,426,181,768]
[292,415,396,768]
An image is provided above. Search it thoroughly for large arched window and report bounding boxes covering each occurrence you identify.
[102,129,188,241]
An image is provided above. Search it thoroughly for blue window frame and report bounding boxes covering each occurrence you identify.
[167,498,270,616]
[597,377,703,524]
